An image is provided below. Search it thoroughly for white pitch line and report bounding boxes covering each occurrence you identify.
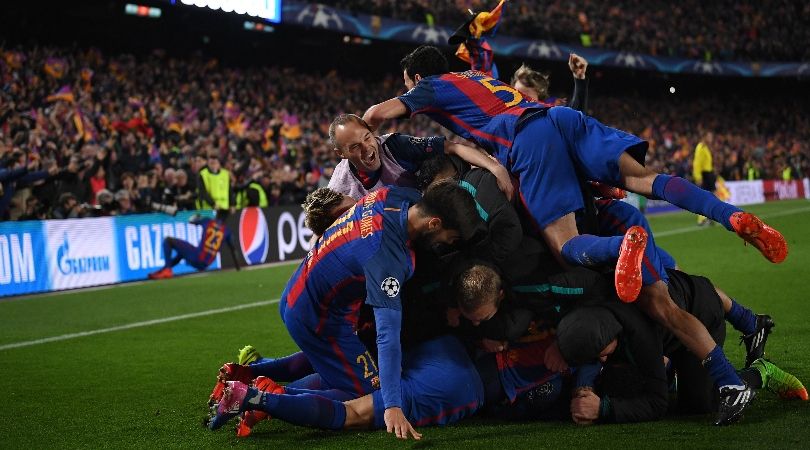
[0,298,280,352]
[654,205,810,238]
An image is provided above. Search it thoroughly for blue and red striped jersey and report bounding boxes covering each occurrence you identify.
[397,70,549,156]
[282,186,420,335]
[195,219,231,265]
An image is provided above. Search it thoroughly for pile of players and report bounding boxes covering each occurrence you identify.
[202,15,805,438]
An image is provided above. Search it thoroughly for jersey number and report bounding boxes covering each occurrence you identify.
[356,351,379,379]
[203,228,224,254]
[478,76,523,107]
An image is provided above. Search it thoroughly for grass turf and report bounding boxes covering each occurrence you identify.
[1,199,809,449]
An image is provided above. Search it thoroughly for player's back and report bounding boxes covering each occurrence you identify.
[196,218,229,265]
[400,70,547,156]
[282,187,418,331]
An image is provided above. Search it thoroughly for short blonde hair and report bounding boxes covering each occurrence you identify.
[511,63,550,100]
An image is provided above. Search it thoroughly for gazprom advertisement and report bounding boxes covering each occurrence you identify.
[0,211,217,298]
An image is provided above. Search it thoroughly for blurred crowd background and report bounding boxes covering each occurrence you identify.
[1,1,809,221]
[334,0,810,62]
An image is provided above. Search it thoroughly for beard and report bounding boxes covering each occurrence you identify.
[417,230,457,257]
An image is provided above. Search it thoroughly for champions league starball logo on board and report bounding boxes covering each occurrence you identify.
[239,207,270,265]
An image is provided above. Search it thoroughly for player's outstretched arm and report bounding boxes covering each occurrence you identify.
[446,141,513,201]
[373,306,421,440]
[363,99,409,132]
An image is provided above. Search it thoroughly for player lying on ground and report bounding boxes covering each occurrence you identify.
[148,209,238,279]
[554,300,807,425]
[460,264,806,425]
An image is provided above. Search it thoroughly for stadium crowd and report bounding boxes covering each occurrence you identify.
[1,44,808,221]
[332,0,810,62]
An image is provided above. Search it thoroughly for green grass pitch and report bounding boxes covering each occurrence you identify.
[1,200,809,449]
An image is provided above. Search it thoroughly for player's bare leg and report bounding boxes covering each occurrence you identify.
[636,281,715,358]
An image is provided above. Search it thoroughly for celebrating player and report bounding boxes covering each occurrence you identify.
[218,182,480,439]
[326,113,512,200]
[363,45,787,292]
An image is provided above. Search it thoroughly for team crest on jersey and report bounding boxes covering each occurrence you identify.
[381,277,400,297]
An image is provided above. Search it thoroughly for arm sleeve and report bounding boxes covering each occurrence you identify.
[397,80,436,115]
[573,362,601,389]
[470,171,523,266]
[569,77,589,112]
[600,311,668,423]
[0,167,28,182]
[600,385,668,424]
[17,170,50,185]
[373,306,403,409]
[363,234,411,310]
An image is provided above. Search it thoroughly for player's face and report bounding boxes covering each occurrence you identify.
[513,80,539,101]
[425,223,460,248]
[462,301,498,326]
[403,70,420,91]
[334,122,381,172]
[598,338,618,363]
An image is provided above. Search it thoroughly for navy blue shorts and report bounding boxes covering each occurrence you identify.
[505,107,647,229]
[547,106,648,184]
[596,199,670,285]
[372,335,484,428]
[165,238,207,270]
[282,308,378,398]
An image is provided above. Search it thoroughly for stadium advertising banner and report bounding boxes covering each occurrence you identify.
[0,220,49,297]
[725,180,766,206]
[0,212,219,298]
[220,205,312,269]
[44,218,119,290]
[116,211,217,281]
[762,180,808,202]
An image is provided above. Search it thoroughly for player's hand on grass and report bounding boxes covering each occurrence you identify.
[481,338,508,353]
[544,340,569,372]
[492,165,514,202]
[384,407,421,440]
[571,389,600,424]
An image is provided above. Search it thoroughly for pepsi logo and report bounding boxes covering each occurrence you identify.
[239,207,270,265]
